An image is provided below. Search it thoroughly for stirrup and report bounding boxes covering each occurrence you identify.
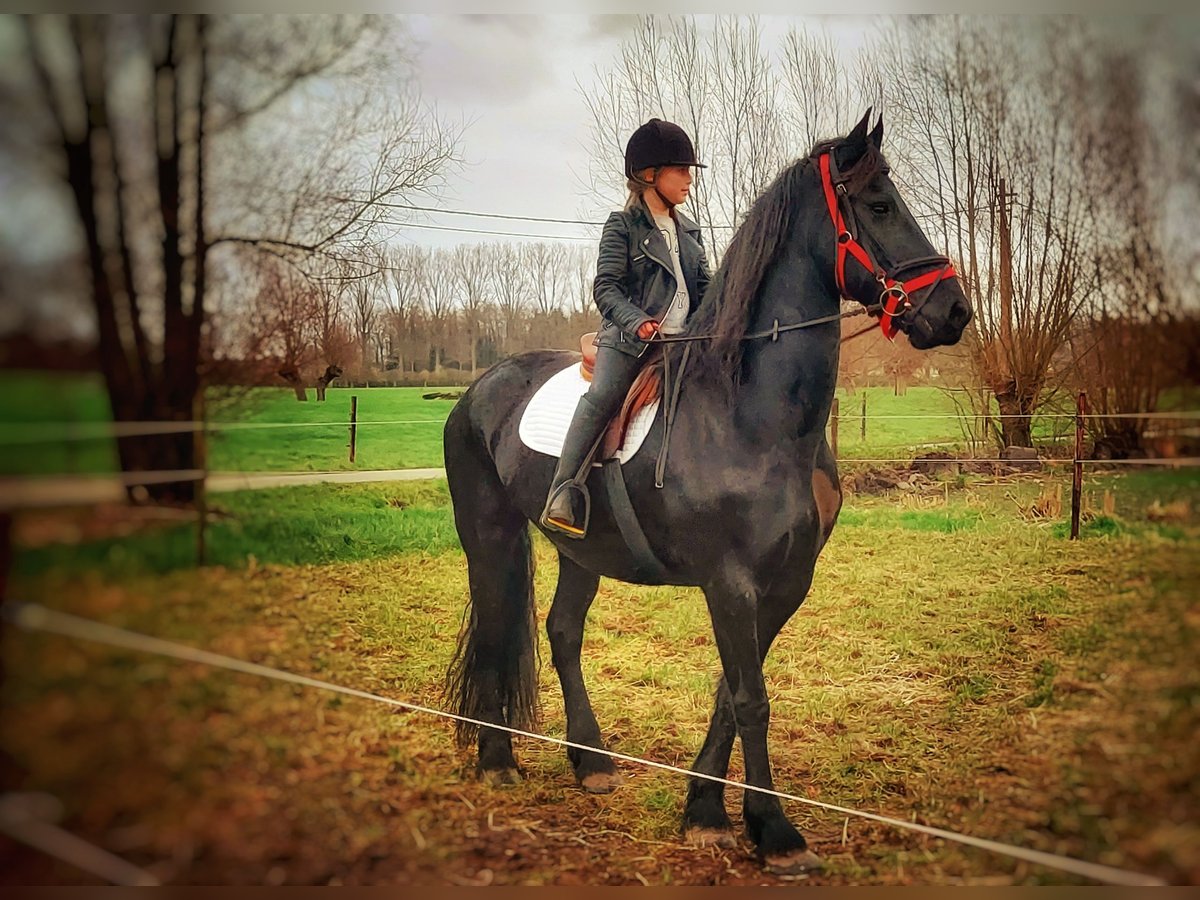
[540,481,591,539]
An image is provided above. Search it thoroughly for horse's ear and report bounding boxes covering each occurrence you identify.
[847,108,872,150]
[869,115,884,148]
[838,108,873,168]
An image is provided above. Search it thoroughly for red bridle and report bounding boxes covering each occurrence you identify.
[818,152,958,341]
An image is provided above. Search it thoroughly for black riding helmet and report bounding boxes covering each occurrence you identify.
[624,118,706,178]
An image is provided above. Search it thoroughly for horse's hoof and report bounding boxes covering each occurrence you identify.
[579,770,623,794]
[479,767,522,787]
[684,826,738,849]
[763,848,824,876]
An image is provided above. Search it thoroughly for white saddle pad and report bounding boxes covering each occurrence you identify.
[519,363,659,465]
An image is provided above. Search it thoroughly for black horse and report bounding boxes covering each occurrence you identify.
[442,113,972,874]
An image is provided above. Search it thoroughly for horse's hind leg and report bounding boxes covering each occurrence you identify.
[546,554,623,793]
[444,415,539,786]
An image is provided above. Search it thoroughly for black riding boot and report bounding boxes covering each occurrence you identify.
[539,393,611,538]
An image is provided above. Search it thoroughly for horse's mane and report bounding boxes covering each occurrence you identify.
[685,137,886,383]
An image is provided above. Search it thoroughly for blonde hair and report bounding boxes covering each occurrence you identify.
[623,168,656,211]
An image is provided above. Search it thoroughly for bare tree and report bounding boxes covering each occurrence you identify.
[706,17,787,235]
[778,25,853,152]
[348,250,383,378]
[418,248,455,371]
[305,259,353,400]
[249,256,318,401]
[3,14,460,499]
[453,244,491,376]
[488,243,529,356]
[523,243,568,349]
[384,244,424,374]
[878,17,1097,447]
[567,245,596,320]
[1064,24,1193,456]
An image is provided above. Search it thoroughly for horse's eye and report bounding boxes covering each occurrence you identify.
[870,203,890,215]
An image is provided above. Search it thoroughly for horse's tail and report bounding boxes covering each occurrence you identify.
[442,396,540,748]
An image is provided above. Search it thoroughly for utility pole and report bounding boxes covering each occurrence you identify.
[996,178,1020,446]
[997,177,1016,355]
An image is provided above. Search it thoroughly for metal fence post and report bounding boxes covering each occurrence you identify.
[1071,390,1086,540]
[349,395,358,463]
[861,394,867,442]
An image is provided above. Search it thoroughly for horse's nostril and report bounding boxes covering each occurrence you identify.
[950,301,972,330]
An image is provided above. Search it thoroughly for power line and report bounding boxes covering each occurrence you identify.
[387,221,595,242]
[340,197,739,230]
[336,198,604,226]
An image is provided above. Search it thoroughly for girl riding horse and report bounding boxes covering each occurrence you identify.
[540,118,712,538]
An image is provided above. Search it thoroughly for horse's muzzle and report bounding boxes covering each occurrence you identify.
[904,296,972,349]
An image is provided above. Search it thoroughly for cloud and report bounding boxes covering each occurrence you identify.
[584,15,642,41]
[410,15,554,105]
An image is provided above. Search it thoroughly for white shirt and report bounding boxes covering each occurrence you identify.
[652,212,690,335]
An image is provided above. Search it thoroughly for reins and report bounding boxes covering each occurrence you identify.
[650,303,882,346]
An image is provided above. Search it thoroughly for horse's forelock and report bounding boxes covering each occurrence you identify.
[809,136,888,194]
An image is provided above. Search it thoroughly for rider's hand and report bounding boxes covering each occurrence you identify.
[637,320,661,341]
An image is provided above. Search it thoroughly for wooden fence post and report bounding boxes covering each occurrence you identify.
[349,395,358,463]
[831,398,839,458]
[1071,390,1086,540]
[0,510,12,786]
[194,390,208,567]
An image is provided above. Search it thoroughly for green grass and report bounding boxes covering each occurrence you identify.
[14,470,1197,580]
[206,387,456,473]
[5,469,1198,884]
[831,385,1076,460]
[0,370,119,475]
[13,481,458,577]
[0,372,457,476]
[3,371,1134,478]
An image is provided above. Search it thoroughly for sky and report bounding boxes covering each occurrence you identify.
[1,13,1194,339]
[398,15,632,248]
[0,14,877,338]
[389,15,874,250]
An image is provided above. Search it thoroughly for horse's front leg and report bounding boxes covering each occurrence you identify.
[682,677,738,847]
[685,570,818,854]
[701,575,823,875]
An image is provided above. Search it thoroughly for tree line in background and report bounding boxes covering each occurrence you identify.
[1,14,1196,502]
[216,241,604,393]
[217,237,970,397]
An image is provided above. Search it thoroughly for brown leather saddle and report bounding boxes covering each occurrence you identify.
[579,332,663,461]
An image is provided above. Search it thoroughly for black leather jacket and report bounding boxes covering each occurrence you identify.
[593,199,712,357]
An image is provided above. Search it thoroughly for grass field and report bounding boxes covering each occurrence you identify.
[10,470,1198,579]
[0,369,1129,478]
[0,373,456,476]
[4,467,1197,885]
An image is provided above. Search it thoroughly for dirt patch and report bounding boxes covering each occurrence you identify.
[13,503,204,549]
[842,453,1047,496]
